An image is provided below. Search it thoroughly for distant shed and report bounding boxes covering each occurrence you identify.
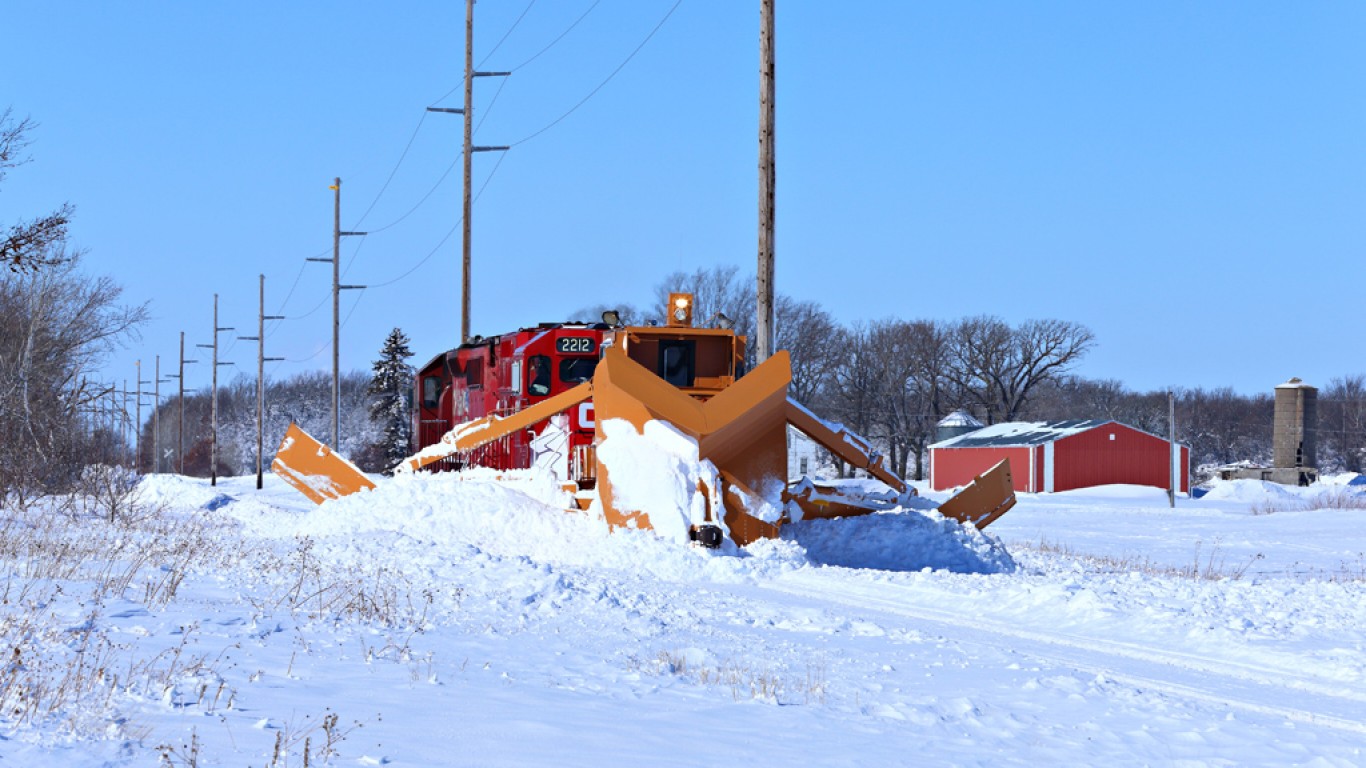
[929,419,1189,494]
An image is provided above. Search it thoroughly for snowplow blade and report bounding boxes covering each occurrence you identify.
[935,458,1015,529]
[271,422,376,505]
[591,346,791,546]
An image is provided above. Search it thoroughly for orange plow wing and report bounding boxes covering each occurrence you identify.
[397,383,593,473]
[271,422,376,505]
[935,459,1016,528]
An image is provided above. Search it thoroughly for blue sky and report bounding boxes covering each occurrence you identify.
[4,1,1363,399]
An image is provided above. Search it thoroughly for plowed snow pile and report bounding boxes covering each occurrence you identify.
[244,466,1015,580]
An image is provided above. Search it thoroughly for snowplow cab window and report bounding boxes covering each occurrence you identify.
[659,340,695,387]
[422,376,441,410]
[560,357,597,384]
[528,355,552,396]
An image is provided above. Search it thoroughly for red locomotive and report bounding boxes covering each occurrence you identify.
[411,322,609,481]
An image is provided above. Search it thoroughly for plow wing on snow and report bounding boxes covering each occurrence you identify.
[271,422,377,504]
[270,293,1016,546]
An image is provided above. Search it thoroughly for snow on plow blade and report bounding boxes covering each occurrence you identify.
[271,422,376,505]
[935,459,1016,528]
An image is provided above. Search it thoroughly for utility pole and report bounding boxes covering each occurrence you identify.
[756,0,777,363]
[1168,389,1177,508]
[121,379,130,466]
[310,179,367,450]
[197,294,234,486]
[430,0,509,344]
[178,331,199,475]
[135,362,151,473]
[238,274,285,490]
[153,355,162,473]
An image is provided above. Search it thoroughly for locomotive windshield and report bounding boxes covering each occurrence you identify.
[528,355,552,396]
[559,357,597,384]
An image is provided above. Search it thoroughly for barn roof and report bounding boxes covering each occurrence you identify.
[929,419,1113,449]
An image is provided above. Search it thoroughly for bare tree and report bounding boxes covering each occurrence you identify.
[1029,376,1169,434]
[1320,375,1366,473]
[824,323,882,477]
[0,250,147,492]
[946,316,1094,423]
[1177,386,1272,472]
[775,295,839,405]
[1,108,71,273]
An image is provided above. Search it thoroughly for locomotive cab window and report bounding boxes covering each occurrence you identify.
[527,355,552,396]
[422,376,441,410]
[560,357,597,384]
[658,339,695,387]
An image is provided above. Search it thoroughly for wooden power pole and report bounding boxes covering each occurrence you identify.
[238,274,285,489]
[135,360,150,473]
[311,178,366,451]
[429,0,508,344]
[177,331,198,475]
[1168,389,1177,508]
[153,355,161,473]
[462,0,475,344]
[197,294,233,487]
[756,0,776,363]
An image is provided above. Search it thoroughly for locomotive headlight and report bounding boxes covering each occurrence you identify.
[673,296,689,321]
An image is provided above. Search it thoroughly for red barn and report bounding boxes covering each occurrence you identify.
[929,419,1189,494]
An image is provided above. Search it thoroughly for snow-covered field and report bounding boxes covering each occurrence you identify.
[2,470,1364,766]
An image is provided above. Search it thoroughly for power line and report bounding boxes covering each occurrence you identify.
[506,0,600,72]
[476,0,538,70]
[366,223,460,289]
[358,150,508,290]
[351,111,431,229]
[475,77,511,137]
[361,158,460,236]
[509,0,683,147]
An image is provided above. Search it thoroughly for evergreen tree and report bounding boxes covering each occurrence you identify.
[367,328,415,473]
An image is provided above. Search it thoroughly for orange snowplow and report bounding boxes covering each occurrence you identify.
[273,292,1015,547]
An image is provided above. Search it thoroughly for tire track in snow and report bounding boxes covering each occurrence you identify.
[764,570,1366,735]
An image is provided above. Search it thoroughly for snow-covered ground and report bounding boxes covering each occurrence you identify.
[2,471,1364,766]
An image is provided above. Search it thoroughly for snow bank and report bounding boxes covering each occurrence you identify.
[1199,478,1300,502]
[788,509,1015,574]
[136,473,240,510]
